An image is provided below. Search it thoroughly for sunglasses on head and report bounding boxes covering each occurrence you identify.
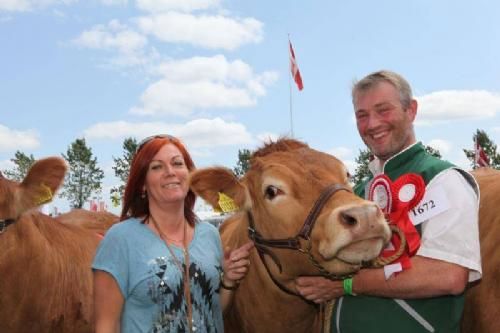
[136,134,177,153]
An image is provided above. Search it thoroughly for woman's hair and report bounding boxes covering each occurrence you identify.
[120,135,197,226]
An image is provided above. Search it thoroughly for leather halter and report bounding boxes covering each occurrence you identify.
[247,183,353,300]
[0,218,16,234]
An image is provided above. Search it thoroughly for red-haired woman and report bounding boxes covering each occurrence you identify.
[92,135,253,333]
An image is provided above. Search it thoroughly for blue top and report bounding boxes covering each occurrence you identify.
[92,218,224,333]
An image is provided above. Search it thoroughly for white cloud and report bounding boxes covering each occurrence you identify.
[452,153,473,171]
[0,159,15,171]
[325,146,356,174]
[83,117,253,148]
[0,124,40,152]
[101,0,127,5]
[0,0,75,12]
[130,80,256,116]
[327,146,353,160]
[72,19,159,68]
[156,55,253,83]
[136,12,263,50]
[426,139,452,155]
[176,118,252,147]
[136,0,220,13]
[256,132,279,143]
[416,90,500,125]
[73,20,147,55]
[343,160,357,175]
[131,55,278,116]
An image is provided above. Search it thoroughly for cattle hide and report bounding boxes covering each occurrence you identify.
[462,168,500,333]
[56,209,119,235]
[0,157,118,333]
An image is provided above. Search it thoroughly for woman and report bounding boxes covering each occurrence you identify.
[93,135,253,333]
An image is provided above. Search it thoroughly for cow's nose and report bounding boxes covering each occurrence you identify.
[339,205,381,229]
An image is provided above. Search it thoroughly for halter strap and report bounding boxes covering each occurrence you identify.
[247,183,352,301]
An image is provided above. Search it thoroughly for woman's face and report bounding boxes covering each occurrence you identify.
[144,143,190,208]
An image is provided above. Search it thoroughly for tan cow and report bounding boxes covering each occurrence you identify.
[56,209,119,235]
[190,139,392,333]
[0,157,117,333]
[462,167,500,333]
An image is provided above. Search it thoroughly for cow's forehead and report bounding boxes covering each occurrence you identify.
[249,148,348,183]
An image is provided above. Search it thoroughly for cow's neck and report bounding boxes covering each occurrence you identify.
[221,213,321,332]
[232,251,320,333]
[0,211,97,331]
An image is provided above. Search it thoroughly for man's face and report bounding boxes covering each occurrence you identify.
[354,81,417,162]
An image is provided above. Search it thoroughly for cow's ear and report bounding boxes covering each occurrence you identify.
[190,167,247,211]
[21,157,67,208]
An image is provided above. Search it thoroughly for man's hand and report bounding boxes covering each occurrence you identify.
[295,276,344,304]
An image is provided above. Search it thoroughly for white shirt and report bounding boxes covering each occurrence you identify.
[415,168,482,282]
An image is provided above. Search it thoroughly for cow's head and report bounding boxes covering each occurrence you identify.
[0,157,66,221]
[191,139,390,277]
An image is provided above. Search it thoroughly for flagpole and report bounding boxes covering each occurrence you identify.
[474,136,478,169]
[288,34,294,138]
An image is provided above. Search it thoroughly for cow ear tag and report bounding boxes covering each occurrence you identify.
[35,183,53,206]
[217,192,239,213]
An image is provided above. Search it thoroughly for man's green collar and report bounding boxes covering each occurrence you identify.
[383,142,425,173]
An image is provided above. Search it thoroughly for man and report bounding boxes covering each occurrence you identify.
[296,70,482,332]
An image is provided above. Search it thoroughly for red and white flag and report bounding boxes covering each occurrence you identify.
[89,199,98,212]
[289,40,303,91]
[474,139,490,167]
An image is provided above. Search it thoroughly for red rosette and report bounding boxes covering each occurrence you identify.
[369,173,426,269]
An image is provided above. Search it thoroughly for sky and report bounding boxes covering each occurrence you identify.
[1,0,500,214]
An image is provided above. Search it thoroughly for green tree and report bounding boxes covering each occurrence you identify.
[2,150,36,181]
[60,138,104,208]
[351,148,372,185]
[463,129,500,169]
[352,144,442,184]
[110,137,138,207]
[424,146,442,159]
[233,148,252,178]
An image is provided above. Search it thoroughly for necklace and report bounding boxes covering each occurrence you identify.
[149,215,193,333]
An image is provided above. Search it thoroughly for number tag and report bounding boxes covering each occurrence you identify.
[410,186,450,225]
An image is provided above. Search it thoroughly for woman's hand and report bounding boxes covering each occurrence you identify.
[222,241,254,288]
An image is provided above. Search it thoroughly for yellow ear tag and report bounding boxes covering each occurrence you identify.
[35,184,53,206]
[217,192,239,213]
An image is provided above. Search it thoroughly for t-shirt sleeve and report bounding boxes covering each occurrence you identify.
[92,224,130,297]
[215,228,223,268]
[206,222,223,268]
[416,168,482,282]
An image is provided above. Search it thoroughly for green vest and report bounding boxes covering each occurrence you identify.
[332,143,464,333]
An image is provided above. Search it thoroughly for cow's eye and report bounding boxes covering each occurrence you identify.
[264,185,283,200]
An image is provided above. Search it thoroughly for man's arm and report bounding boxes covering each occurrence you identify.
[295,255,468,303]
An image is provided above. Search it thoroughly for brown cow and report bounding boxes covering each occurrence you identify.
[56,209,119,234]
[190,139,391,333]
[0,157,117,333]
[462,167,500,333]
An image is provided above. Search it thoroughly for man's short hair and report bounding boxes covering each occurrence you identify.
[352,70,413,108]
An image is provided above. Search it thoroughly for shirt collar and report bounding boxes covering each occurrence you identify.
[368,142,424,175]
